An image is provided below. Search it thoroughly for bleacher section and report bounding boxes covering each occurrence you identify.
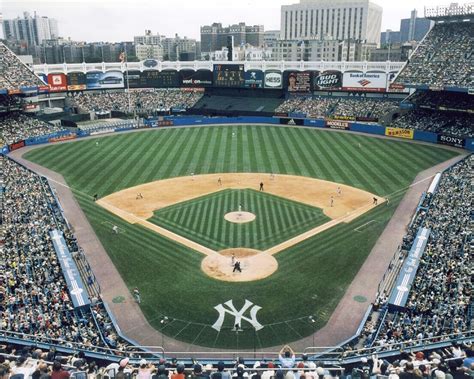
[191,95,284,116]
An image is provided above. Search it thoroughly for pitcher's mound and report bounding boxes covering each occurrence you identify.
[224,211,256,224]
[201,248,278,282]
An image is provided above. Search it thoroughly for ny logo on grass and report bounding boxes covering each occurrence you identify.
[212,299,263,331]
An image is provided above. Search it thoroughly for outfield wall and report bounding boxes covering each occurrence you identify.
[2,116,473,155]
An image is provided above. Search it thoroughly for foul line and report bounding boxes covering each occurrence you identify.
[354,219,378,233]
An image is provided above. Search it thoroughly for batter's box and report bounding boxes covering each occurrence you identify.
[354,219,379,233]
[101,220,126,234]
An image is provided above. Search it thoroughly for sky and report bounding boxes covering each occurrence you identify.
[2,0,444,42]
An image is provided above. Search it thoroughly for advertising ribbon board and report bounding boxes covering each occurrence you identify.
[385,127,414,139]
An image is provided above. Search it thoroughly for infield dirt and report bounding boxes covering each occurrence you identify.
[98,173,384,282]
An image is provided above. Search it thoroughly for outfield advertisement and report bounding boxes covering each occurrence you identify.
[86,71,124,89]
[437,134,465,148]
[385,127,414,139]
[244,70,264,88]
[179,70,213,87]
[67,72,87,91]
[284,71,312,92]
[325,119,350,130]
[47,73,68,92]
[342,72,387,92]
[264,71,283,89]
[313,71,343,91]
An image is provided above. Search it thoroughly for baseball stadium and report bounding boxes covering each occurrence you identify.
[0,2,473,378]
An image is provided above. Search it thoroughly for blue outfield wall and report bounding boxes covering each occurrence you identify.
[350,123,386,135]
[414,130,438,144]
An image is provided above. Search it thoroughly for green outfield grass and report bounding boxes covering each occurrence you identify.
[24,125,459,349]
[150,188,330,251]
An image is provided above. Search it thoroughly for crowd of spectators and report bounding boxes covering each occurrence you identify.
[275,96,398,120]
[0,43,45,90]
[0,114,64,146]
[395,22,473,88]
[364,156,473,350]
[68,89,203,114]
[408,92,474,113]
[390,109,474,138]
[1,156,130,353]
[1,340,474,378]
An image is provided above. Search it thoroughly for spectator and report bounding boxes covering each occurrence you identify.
[51,361,70,379]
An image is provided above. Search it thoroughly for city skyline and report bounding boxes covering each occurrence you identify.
[2,0,448,42]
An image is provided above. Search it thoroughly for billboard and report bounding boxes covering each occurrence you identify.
[325,119,350,130]
[179,70,213,87]
[213,64,245,87]
[244,70,264,88]
[385,127,414,139]
[437,134,465,148]
[47,73,68,92]
[264,71,283,89]
[342,72,387,92]
[140,70,179,88]
[313,71,342,91]
[67,72,87,91]
[284,71,311,92]
[86,71,124,90]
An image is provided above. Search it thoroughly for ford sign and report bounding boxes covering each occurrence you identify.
[143,59,158,68]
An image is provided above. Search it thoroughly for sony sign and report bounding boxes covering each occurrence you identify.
[438,134,465,148]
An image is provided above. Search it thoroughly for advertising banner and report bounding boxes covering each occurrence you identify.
[8,140,25,151]
[342,72,387,92]
[179,70,213,87]
[213,64,245,87]
[47,73,68,92]
[313,71,342,91]
[284,71,311,92]
[67,72,87,91]
[385,127,414,139]
[325,119,350,130]
[264,71,283,89]
[437,134,465,148]
[86,71,124,90]
[244,70,264,88]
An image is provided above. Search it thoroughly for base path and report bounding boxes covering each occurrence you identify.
[98,173,384,282]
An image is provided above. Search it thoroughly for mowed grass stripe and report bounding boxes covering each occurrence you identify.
[131,130,175,184]
[330,132,387,194]
[271,127,304,175]
[282,127,318,178]
[294,128,330,179]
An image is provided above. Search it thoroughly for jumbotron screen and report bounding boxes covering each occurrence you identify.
[213,64,245,87]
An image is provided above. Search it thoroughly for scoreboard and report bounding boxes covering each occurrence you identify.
[137,70,179,88]
[213,64,245,87]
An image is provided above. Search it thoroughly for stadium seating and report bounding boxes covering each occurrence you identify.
[0,339,473,378]
[191,95,284,114]
[275,96,399,120]
[395,22,473,88]
[68,89,203,113]
[390,109,474,138]
[0,114,64,146]
[1,156,131,354]
[0,43,45,90]
[351,156,473,353]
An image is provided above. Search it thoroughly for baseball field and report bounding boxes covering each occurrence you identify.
[24,124,459,349]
